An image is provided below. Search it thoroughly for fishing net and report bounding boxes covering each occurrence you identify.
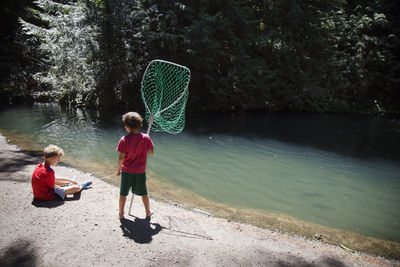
[141,60,191,135]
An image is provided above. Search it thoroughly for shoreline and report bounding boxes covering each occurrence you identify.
[0,132,400,263]
[146,174,400,260]
[0,135,399,266]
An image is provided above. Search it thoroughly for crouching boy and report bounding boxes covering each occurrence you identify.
[31,144,85,200]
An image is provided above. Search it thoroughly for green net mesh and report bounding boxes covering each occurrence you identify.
[141,60,191,135]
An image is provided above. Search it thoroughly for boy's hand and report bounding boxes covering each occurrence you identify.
[116,152,124,176]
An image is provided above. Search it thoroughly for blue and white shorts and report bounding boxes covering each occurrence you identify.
[53,187,66,200]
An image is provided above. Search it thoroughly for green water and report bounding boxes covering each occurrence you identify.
[1,104,399,241]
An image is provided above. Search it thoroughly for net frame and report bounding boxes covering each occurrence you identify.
[140,59,191,135]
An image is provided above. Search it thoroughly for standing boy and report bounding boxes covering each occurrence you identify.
[115,112,154,220]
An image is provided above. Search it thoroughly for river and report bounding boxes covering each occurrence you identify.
[0,103,399,243]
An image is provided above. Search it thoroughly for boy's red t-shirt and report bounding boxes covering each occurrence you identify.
[116,132,154,174]
[31,162,56,200]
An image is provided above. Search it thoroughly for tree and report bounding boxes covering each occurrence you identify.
[330,0,400,115]
[19,0,99,107]
[10,0,400,116]
[179,0,262,111]
[0,0,47,105]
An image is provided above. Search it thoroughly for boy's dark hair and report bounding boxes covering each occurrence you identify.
[122,112,143,130]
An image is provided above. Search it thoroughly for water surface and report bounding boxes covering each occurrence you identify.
[0,104,399,242]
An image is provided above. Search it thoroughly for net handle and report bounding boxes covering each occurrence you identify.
[141,59,191,135]
[146,115,154,135]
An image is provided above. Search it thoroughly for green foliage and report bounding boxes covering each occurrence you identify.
[0,0,47,105]
[329,1,400,115]
[250,0,342,112]
[5,0,400,116]
[20,0,99,108]
[176,0,265,111]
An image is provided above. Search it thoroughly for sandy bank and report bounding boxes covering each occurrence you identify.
[0,134,397,266]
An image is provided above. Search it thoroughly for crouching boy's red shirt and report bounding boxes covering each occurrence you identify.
[31,162,56,200]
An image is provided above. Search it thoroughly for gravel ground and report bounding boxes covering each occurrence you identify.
[0,134,397,266]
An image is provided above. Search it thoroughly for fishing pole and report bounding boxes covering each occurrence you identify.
[96,174,116,180]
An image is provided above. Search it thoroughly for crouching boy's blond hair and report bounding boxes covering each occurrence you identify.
[44,144,64,159]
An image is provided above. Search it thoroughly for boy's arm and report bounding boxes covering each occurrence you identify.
[115,152,125,175]
[55,178,79,186]
[45,171,56,189]
[147,137,154,156]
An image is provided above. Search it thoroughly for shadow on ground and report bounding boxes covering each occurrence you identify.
[31,191,83,208]
[0,150,38,176]
[17,149,43,159]
[120,217,162,244]
[0,239,37,267]
[31,198,65,208]
[272,254,346,267]
[320,257,346,266]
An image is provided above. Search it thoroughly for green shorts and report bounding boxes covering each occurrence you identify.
[120,171,148,196]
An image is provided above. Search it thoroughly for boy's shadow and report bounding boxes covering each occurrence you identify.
[31,191,82,208]
[120,217,162,244]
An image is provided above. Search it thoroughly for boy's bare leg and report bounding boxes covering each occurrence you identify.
[119,195,127,219]
[141,195,152,217]
[64,185,82,195]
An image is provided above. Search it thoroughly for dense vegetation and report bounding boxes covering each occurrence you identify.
[1,0,399,116]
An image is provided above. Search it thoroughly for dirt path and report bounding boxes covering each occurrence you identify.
[0,134,397,266]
